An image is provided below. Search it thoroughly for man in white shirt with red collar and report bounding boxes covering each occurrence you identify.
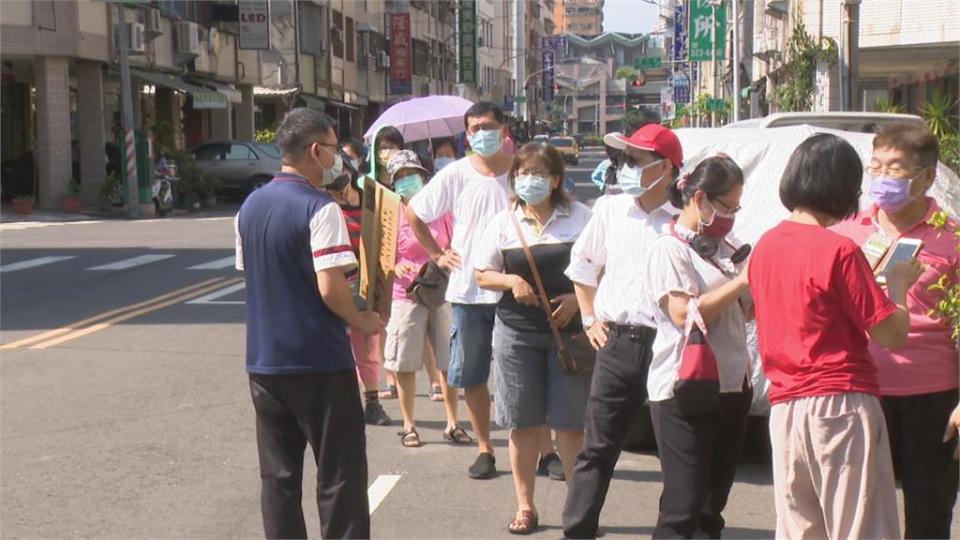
[562,124,684,539]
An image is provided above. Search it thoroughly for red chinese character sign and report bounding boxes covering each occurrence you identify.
[390,13,412,95]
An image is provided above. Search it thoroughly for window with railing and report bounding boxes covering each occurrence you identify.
[299,2,323,55]
[412,39,430,77]
[346,17,355,62]
[332,11,344,58]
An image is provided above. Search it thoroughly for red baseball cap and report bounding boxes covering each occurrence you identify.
[604,124,683,169]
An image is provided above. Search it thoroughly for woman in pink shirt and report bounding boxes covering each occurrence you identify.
[383,150,471,448]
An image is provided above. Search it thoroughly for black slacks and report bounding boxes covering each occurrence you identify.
[563,325,656,539]
[882,388,960,539]
[249,371,370,540]
[650,388,752,539]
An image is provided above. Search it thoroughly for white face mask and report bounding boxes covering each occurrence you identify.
[317,147,343,186]
[617,159,665,198]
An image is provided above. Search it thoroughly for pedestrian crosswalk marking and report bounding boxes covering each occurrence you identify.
[186,282,245,305]
[0,256,76,273]
[188,256,236,270]
[367,474,402,515]
[86,254,175,271]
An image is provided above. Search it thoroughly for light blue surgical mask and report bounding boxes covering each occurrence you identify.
[469,129,502,157]
[434,156,455,171]
[349,158,361,172]
[514,174,552,205]
[617,159,664,198]
[393,173,424,199]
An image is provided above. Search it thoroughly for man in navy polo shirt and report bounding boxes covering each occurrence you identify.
[235,108,384,539]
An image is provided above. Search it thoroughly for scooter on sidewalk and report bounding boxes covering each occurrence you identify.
[152,156,177,217]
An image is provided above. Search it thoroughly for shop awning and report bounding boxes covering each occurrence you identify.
[254,86,299,97]
[193,79,243,104]
[130,68,227,109]
[299,94,326,111]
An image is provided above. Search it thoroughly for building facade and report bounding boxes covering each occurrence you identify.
[553,32,668,135]
[553,0,604,36]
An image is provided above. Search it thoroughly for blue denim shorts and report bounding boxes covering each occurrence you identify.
[447,303,497,388]
[492,317,591,431]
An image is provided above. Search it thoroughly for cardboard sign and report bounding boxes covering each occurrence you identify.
[359,175,401,316]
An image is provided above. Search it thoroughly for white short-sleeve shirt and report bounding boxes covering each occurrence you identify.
[644,223,752,402]
[565,193,674,327]
[409,157,511,304]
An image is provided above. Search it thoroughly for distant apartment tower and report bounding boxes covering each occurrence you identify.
[553,0,604,36]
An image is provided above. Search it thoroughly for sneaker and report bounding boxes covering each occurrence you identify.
[537,452,565,481]
[364,401,392,426]
[468,452,497,479]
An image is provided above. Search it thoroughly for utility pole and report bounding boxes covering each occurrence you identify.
[843,0,862,111]
[732,0,740,122]
[117,2,142,218]
[710,1,717,127]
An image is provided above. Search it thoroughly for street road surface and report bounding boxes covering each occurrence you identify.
[2,149,955,538]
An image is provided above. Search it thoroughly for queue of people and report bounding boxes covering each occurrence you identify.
[235,103,959,539]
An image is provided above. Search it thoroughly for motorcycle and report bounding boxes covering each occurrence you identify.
[152,156,177,216]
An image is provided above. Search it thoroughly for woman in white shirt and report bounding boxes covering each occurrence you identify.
[644,155,752,539]
[475,142,592,535]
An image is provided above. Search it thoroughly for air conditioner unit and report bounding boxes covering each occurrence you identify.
[377,51,391,69]
[144,8,161,37]
[367,54,377,70]
[176,21,200,56]
[128,22,146,54]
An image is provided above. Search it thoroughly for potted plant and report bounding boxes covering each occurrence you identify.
[12,194,34,215]
[61,178,83,213]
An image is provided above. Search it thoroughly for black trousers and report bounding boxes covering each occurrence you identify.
[650,388,752,539]
[563,325,656,539]
[882,388,960,539]
[249,371,370,540]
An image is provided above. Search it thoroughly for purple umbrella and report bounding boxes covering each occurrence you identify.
[364,95,475,143]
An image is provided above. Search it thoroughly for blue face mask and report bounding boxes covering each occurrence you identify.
[393,173,424,199]
[349,159,361,172]
[469,129,502,157]
[434,156,455,171]
[514,174,552,205]
[617,159,664,198]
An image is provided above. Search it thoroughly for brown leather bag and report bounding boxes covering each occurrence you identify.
[508,210,595,376]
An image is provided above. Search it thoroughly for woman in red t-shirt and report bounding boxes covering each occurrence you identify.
[749,133,922,539]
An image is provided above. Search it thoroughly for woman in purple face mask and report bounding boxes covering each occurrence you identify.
[643,154,754,538]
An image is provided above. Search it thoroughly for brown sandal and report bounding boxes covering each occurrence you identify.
[398,428,421,448]
[443,425,473,444]
[507,510,539,535]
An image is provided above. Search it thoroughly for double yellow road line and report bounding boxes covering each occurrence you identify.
[1,276,244,350]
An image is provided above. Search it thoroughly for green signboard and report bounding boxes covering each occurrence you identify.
[706,98,727,112]
[688,0,726,62]
[634,57,663,69]
[458,0,477,84]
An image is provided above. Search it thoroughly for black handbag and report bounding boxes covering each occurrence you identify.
[404,260,449,308]
[508,210,595,376]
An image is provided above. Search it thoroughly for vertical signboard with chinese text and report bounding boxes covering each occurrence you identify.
[688,0,726,62]
[390,13,412,95]
[542,51,555,102]
[458,1,477,85]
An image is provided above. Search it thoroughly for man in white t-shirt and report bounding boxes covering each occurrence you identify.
[406,102,513,479]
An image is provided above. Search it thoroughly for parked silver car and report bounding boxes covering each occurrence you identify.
[191,141,282,197]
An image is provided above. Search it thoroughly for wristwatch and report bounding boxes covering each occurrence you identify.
[581,314,597,330]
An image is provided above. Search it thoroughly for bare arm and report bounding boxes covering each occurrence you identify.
[662,273,749,328]
[476,270,538,306]
[316,268,384,335]
[868,259,923,349]
[574,281,609,349]
[405,205,461,270]
[406,205,442,259]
